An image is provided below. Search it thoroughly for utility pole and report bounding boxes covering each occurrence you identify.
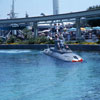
[11,0,15,19]
[7,0,16,19]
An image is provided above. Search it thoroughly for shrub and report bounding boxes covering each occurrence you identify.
[5,35,54,44]
[46,39,54,44]
[26,36,54,44]
[6,36,16,44]
[0,37,4,44]
[28,38,35,44]
[96,40,100,44]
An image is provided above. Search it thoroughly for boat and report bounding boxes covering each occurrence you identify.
[44,40,83,62]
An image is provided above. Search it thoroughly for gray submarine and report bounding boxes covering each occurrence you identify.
[44,39,83,62]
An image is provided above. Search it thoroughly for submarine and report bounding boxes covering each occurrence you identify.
[44,39,83,62]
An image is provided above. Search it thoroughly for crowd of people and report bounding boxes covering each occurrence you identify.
[46,23,72,42]
[44,23,100,42]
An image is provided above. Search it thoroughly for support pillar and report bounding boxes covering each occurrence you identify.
[12,30,17,35]
[60,20,64,27]
[50,21,53,28]
[50,21,53,33]
[76,18,81,40]
[33,22,38,38]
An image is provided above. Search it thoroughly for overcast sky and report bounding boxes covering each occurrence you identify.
[0,0,100,19]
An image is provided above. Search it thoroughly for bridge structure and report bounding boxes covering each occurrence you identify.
[0,9,100,39]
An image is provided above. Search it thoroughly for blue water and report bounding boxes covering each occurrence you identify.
[0,50,100,100]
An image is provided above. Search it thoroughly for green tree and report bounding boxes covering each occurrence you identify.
[87,5,100,27]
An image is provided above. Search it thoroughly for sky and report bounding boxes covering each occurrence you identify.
[0,0,100,19]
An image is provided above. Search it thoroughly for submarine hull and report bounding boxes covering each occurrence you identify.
[44,48,83,62]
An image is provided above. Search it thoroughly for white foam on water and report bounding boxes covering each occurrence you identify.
[0,50,32,54]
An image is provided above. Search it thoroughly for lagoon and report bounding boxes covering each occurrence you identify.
[0,50,100,100]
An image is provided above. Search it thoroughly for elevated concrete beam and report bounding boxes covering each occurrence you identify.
[0,9,100,24]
